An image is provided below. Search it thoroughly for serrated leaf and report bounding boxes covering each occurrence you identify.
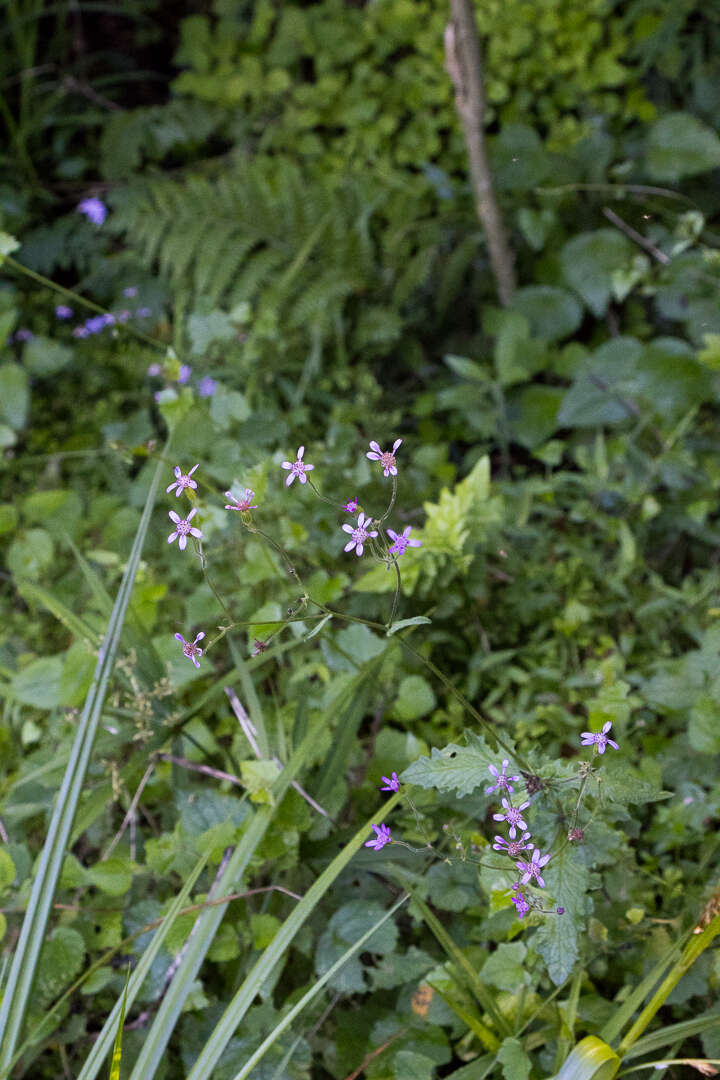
[535,848,588,986]
[400,737,493,797]
[601,761,671,805]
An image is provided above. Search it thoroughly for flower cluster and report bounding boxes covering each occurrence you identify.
[484,757,550,917]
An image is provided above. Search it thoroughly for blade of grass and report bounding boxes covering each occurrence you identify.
[108,967,131,1080]
[184,790,405,1079]
[127,723,324,1080]
[407,889,510,1042]
[15,578,100,647]
[622,1012,720,1061]
[599,936,684,1046]
[233,893,409,1080]
[75,851,209,1080]
[0,447,168,1077]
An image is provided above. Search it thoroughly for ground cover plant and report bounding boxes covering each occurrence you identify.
[1,0,720,1077]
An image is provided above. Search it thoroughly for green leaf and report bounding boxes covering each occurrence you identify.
[33,927,86,1011]
[511,286,582,343]
[394,1051,436,1080]
[444,355,488,383]
[23,488,83,538]
[688,696,720,754]
[561,230,633,316]
[646,112,720,182]
[497,1037,532,1080]
[0,850,15,893]
[240,760,279,805]
[0,232,20,260]
[23,335,73,376]
[188,309,236,354]
[393,675,436,720]
[210,388,251,429]
[87,858,133,897]
[11,657,63,709]
[480,943,526,992]
[400,737,494,797]
[601,761,670,805]
[535,848,589,986]
[492,124,549,191]
[7,528,54,579]
[508,385,563,449]
[556,1036,620,1080]
[0,362,29,429]
[387,616,432,636]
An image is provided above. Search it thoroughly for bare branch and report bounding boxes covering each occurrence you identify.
[445,2,516,305]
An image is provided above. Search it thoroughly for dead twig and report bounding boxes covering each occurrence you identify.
[602,205,671,265]
[445,2,515,305]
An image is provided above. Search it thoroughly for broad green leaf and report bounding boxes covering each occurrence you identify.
[23,335,73,376]
[444,354,488,383]
[32,927,86,1012]
[508,385,563,448]
[689,695,720,754]
[0,504,18,534]
[11,657,63,709]
[87,858,134,897]
[492,124,549,191]
[393,675,436,720]
[535,848,589,986]
[561,230,632,316]
[646,112,720,181]
[601,761,670,806]
[6,528,54,579]
[511,286,582,343]
[0,850,15,893]
[0,362,29,429]
[480,943,526,992]
[400,737,494,797]
[394,1051,436,1080]
[497,1037,532,1080]
[240,759,279,805]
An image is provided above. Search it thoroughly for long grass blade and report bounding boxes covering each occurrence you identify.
[0,449,168,1076]
[127,724,322,1080]
[76,851,209,1080]
[108,967,131,1080]
[233,893,409,1080]
[185,789,404,1079]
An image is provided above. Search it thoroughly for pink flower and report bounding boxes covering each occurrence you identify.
[341,511,378,557]
[381,772,400,792]
[486,759,521,795]
[386,526,421,556]
[167,508,202,551]
[225,488,257,512]
[166,464,199,497]
[493,797,530,839]
[365,823,392,851]
[515,848,551,889]
[511,892,530,918]
[281,445,315,487]
[492,832,533,856]
[343,497,358,513]
[580,720,619,754]
[367,438,402,478]
[175,631,205,668]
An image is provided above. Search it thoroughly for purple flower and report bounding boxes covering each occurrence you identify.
[123,286,138,298]
[177,364,192,385]
[281,445,315,487]
[14,328,33,342]
[85,316,106,335]
[386,526,421,557]
[580,720,619,754]
[72,326,89,338]
[101,312,115,326]
[55,304,73,319]
[167,507,202,551]
[175,631,205,668]
[493,798,531,839]
[117,310,131,323]
[225,488,257,512]
[251,639,268,656]
[166,464,199,497]
[381,772,400,792]
[510,892,530,918]
[341,511,378,557]
[147,362,163,377]
[198,376,218,398]
[515,848,551,889]
[136,307,152,318]
[77,197,107,225]
[365,823,392,851]
[486,759,522,795]
[367,438,402,478]
[492,832,533,856]
[343,497,358,513]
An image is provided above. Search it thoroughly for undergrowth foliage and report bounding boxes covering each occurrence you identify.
[2,0,720,1077]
